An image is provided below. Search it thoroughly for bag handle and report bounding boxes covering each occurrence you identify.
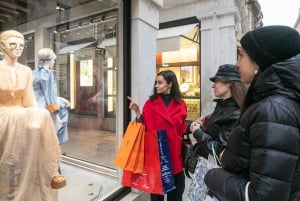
[183,132,192,142]
[211,142,222,165]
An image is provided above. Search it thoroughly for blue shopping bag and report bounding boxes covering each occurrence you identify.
[157,130,176,194]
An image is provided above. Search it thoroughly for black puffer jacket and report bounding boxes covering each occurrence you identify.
[193,98,240,157]
[205,54,300,201]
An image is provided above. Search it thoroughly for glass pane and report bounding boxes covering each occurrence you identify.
[52,11,118,167]
[0,0,120,199]
[156,24,201,120]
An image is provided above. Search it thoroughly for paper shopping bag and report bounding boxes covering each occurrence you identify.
[121,130,164,195]
[124,124,145,173]
[114,122,144,169]
[188,157,217,201]
[132,125,145,173]
[157,130,176,194]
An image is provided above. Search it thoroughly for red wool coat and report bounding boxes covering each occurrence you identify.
[142,96,187,174]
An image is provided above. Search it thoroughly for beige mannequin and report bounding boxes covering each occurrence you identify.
[0,30,66,201]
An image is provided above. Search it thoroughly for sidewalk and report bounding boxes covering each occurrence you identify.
[58,162,192,201]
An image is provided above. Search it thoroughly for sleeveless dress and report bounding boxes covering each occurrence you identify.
[0,63,61,201]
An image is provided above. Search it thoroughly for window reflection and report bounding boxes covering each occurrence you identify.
[0,0,121,199]
[156,24,201,120]
[49,10,118,167]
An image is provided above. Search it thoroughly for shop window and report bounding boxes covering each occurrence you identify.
[48,10,119,166]
[50,13,118,119]
[0,1,121,200]
[156,23,201,120]
[19,33,35,69]
[105,57,117,117]
[157,64,201,120]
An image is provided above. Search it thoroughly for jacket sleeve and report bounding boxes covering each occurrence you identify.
[192,127,216,156]
[181,102,188,136]
[192,123,229,156]
[40,69,60,111]
[209,100,300,201]
[205,168,248,201]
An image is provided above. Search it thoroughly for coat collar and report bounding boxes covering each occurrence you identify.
[150,96,184,126]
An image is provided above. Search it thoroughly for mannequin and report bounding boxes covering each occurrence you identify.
[32,48,69,144]
[0,30,66,201]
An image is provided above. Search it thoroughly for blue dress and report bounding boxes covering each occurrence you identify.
[57,97,69,144]
[32,65,69,144]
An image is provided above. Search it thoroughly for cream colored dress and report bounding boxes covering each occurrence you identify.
[0,63,61,201]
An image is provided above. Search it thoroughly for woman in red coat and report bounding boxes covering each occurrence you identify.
[128,70,187,201]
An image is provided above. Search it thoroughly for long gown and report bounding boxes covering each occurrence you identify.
[32,66,69,144]
[0,63,61,201]
[57,98,69,144]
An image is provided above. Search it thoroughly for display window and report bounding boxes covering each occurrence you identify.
[156,23,201,120]
[0,1,121,199]
[49,10,118,167]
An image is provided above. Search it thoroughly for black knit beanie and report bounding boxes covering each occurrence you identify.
[240,25,300,71]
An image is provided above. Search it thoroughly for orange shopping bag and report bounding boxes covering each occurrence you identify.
[124,124,145,173]
[132,128,145,173]
[114,122,144,170]
[122,130,164,194]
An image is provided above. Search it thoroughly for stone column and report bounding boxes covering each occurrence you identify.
[198,8,238,115]
[130,0,163,116]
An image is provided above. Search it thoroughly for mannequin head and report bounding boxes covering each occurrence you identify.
[37,48,56,69]
[0,30,25,59]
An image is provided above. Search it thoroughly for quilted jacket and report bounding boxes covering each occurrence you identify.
[193,97,240,157]
[205,53,300,201]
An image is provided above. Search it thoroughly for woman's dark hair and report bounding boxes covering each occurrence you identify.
[149,70,182,103]
[240,72,260,114]
[230,81,248,108]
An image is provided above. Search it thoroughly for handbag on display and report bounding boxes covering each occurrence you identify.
[187,143,221,201]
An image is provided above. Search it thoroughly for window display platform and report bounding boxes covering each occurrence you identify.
[58,162,119,201]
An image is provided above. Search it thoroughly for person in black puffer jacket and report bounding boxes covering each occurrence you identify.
[204,25,300,201]
[190,64,247,158]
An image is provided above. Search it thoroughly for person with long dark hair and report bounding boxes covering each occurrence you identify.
[128,70,187,201]
[190,64,247,164]
[205,25,300,201]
